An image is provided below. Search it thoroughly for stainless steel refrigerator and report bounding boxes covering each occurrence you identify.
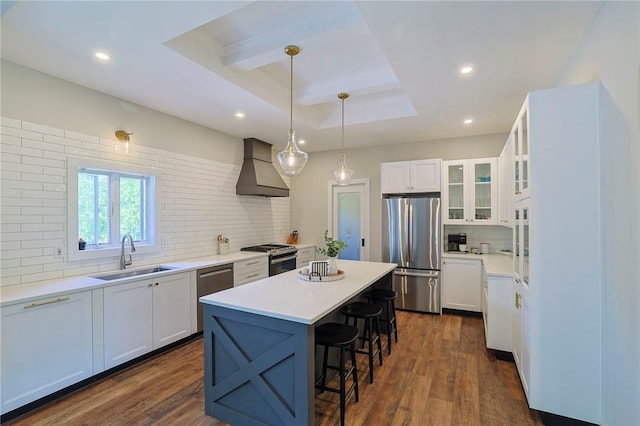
[382,194,441,313]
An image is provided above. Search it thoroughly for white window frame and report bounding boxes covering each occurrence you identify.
[67,157,161,261]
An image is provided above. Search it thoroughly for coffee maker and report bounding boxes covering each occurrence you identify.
[447,233,467,251]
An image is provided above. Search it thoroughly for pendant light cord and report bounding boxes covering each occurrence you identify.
[289,53,294,132]
[341,97,345,154]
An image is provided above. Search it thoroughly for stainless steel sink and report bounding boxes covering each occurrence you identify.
[93,266,175,281]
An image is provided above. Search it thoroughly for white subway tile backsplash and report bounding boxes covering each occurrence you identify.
[1,135,21,145]
[2,162,42,174]
[0,117,21,128]
[1,215,43,224]
[21,156,65,168]
[23,138,67,153]
[21,223,64,232]
[64,130,99,143]
[20,270,64,283]
[22,121,65,136]
[21,189,64,200]
[1,154,21,165]
[1,126,44,141]
[2,232,43,241]
[445,224,513,253]
[1,116,291,287]
[1,206,21,215]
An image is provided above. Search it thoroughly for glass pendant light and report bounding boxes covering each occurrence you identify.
[333,92,354,185]
[277,45,308,175]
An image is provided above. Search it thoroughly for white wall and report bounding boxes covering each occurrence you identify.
[555,2,640,424]
[0,63,291,287]
[290,133,507,260]
[1,60,241,164]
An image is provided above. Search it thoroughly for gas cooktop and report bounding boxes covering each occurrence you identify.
[241,244,297,256]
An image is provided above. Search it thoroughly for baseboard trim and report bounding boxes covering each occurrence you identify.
[539,411,599,426]
[442,307,483,317]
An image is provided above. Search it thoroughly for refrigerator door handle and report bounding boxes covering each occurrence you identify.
[407,203,412,267]
[395,270,440,278]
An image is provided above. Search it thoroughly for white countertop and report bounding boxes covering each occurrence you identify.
[200,259,397,325]
[443,252,513,277]
[0,251,267,307]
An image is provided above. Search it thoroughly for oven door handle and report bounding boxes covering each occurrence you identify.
[271,254,297,265]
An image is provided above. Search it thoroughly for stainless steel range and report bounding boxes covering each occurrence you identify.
[241,244,297,276]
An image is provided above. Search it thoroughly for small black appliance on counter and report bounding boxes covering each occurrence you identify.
[447,233,466,251]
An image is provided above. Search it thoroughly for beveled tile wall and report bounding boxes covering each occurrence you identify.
[0,117,290,287]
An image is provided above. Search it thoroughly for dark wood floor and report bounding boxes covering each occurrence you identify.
[6,311,542,426]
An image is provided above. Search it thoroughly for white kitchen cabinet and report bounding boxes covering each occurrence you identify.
[508,82,603,424]
[104,279,153,369]
[498,135,514,227]
[103,272,190,369]
[234,256,268,286]
[442,158,498,225]
[380,159,441,194]
[442,257,481,312]
[482,268,513,352]
[152,272,191,348]
[1,291,93,414]
[512,276,530,397]
[296,245,315,268]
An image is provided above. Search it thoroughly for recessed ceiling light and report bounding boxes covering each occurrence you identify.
[460,66,473,74]
[298,139,305,145]
[94,51,111,61]
[235,112,245,118]
[464,118,473,124]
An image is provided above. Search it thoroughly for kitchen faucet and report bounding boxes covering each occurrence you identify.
[120,234,136,269]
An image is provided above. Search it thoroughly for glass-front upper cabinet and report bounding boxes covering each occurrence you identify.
[513,102,530,200]
[443,158,497,225]
[446,162,465,222]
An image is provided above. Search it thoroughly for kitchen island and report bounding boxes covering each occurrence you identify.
[199,259,396,426]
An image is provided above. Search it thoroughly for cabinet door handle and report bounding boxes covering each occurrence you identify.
[155,282,159,286]
[24,297,70,308]
[515,292,521,309]
[147,283,153,287]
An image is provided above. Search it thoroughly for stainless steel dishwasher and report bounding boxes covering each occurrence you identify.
[197,264,233,332]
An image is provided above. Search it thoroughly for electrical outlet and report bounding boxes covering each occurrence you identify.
[56,247,63,256]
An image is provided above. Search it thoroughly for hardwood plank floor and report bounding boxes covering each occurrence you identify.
[6,311,542,426]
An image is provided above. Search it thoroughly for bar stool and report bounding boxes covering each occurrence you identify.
[341,302,383,383]
[365,289,399,355]
[315,322,360,426]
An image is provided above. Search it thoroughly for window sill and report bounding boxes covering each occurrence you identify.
[68,243,159,262]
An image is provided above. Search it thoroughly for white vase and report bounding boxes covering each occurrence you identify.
[327,256,338,275]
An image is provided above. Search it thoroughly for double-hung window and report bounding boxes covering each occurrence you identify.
[68,158,160,261]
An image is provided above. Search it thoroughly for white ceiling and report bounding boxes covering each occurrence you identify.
[0,1,603,153]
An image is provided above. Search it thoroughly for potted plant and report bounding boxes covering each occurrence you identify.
[316,230,348,274]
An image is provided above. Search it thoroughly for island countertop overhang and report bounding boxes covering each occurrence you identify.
[199,259,397,324]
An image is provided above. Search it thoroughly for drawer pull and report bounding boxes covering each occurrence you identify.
[246,261,260,266]
[247,273,261,279]
[24,297,70,309]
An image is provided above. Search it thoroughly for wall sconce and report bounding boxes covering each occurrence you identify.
[115,129,132,153]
